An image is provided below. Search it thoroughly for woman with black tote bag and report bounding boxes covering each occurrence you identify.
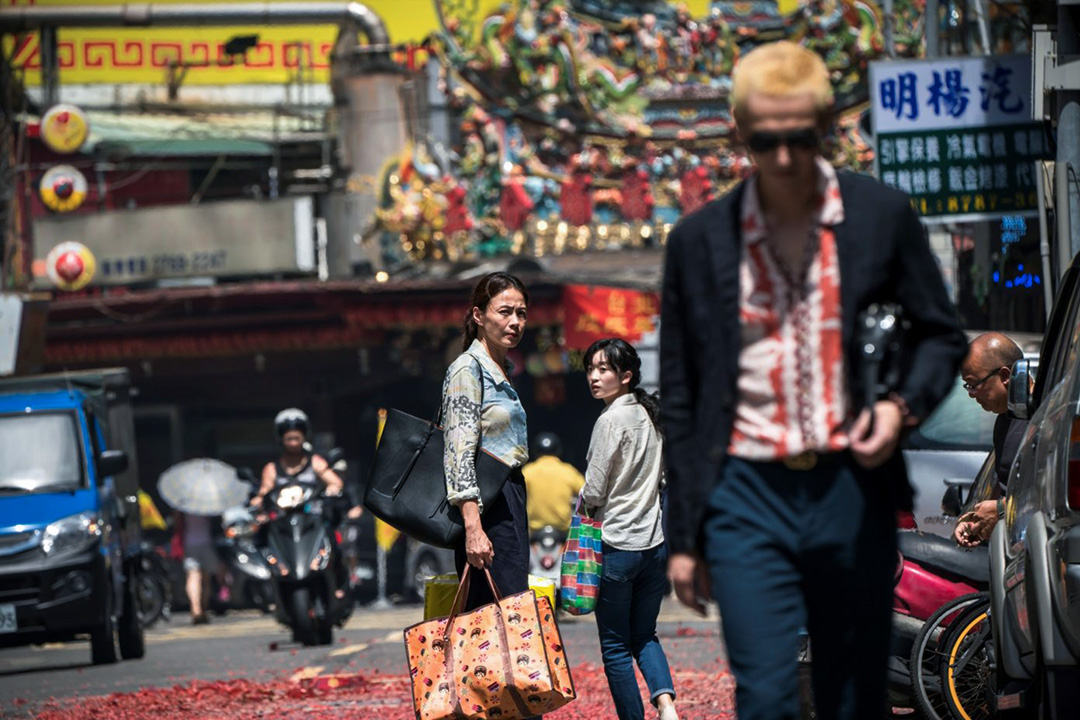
[444,272,532,613]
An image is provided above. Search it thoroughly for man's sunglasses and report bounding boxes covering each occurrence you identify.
[963,367,1004,393]
[746,128,820,153]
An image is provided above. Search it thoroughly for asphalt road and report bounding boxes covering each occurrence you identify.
[0,598,730,719]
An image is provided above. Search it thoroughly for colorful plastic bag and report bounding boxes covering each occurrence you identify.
[424,573,557,621]
[404,566,576,720]
[559,500,603,615]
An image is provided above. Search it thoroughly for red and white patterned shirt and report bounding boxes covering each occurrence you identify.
[728,158,852,461]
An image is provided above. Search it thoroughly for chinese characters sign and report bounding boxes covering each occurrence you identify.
[870,55,1047,221]
[563,285,659,350]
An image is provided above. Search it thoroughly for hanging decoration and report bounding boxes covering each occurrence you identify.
[40,104,90,155]
[39,165,89,213]
[45,241,97,292]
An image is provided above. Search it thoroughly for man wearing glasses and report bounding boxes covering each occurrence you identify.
[953,332,1026,547]
[660,41,966,719]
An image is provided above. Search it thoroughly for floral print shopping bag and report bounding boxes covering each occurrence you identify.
[404,565,575,720]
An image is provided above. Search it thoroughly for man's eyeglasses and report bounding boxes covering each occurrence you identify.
[746,128,820,154]
[963,367,1003,393]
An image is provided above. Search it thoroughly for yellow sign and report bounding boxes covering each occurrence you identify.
[373,407,401,551]
[40,103,89,153]
[39,164,88,212]
[6,0,765,86]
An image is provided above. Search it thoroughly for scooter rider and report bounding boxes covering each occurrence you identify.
[252,409,350,597]
[251,408,344,506]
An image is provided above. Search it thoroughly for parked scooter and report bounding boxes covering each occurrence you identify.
[798,533,988,718]
[219,506,275,613]
[260,481,352,646]
[133,541,172,629]
[529,525,565,589]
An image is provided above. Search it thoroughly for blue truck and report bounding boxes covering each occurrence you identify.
[0,368,145,664]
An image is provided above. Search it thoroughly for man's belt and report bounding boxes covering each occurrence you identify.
[782,451,819,471]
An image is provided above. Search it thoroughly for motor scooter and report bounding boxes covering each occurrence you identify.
[799,533,989,719]
[133,541,172,628]
[529,525,565,589]
[219,505,275,613]
[260,481,352,646]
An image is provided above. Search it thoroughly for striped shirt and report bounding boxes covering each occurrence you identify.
[442,339,529,512]
[728,158,852,461]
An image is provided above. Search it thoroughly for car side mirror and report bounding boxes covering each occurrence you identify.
[97,449,129,478]
[1007,359,1035,420]
[941,485,963,517]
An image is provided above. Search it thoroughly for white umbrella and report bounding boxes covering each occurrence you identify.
[157,458,250,517]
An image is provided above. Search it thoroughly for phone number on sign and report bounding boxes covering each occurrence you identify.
[100,251,229,279]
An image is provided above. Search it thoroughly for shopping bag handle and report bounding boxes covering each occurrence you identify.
[573,493,596,520]
[443,564,503,638]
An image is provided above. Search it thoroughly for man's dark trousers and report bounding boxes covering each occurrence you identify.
[702,453,897,720]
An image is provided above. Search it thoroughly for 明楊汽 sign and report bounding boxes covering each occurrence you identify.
[869,55,1049,222]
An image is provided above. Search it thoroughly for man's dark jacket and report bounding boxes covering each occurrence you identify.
[659,170,968,556]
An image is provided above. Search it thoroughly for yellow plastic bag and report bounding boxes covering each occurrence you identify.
[424,573,556,621]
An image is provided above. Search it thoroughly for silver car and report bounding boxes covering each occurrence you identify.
[989,291,1080,716]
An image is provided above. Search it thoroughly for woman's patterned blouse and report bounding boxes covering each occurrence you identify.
[442,339,529,512]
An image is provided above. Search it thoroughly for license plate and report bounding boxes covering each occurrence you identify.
[0,603,15,634]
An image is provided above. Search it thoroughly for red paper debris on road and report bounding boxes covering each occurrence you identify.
[35,664,736,719]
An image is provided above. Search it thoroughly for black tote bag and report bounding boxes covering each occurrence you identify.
[363,357,514,549]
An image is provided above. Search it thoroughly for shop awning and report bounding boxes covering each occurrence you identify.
[34,109,328,158]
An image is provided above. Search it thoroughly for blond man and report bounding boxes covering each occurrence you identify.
[659,42,966,719]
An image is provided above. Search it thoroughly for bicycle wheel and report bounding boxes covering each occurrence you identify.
[939,600,995,720]
[910,592,990,720]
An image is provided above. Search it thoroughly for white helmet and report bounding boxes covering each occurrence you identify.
[274,408,310,438]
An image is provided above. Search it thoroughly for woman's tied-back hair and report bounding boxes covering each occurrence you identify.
[731,41,834,125]
[584,337,663,435]
[461,272,530,352]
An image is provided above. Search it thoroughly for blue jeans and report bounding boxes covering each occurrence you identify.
[594,543,676,720]
[702,455,897,720]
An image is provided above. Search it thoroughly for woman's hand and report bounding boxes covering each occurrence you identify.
[465,526,495,568]
[459,500,493,568]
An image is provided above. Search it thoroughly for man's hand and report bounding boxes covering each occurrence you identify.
[953,500,999,547]
[668,552,711,617]
[849,400,904,469]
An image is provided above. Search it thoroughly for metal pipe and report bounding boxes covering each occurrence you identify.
[1035,161,1054,319]
[925,0,940,58]
[1058,160,1075,271]
[883,0,895,58]
[0,2,389,45]
[970,0,991,55]
[39,25,58,109]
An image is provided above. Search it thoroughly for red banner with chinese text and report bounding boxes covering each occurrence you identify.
[563,285,660,350]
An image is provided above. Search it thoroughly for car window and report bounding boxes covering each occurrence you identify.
[1036,267,1080,402]
[963,451,998,514]
[904,377,998,451]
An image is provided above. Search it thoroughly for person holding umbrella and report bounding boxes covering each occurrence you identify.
[158,458,253,625]
[171,511,224,624]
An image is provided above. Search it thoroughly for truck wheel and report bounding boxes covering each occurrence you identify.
[90,582,119,665]
[118,577,146,660]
